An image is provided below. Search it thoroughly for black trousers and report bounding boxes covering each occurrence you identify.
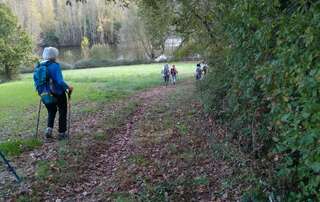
[45,93,67,133]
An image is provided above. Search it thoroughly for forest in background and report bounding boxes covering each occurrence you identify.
[0,0,180,76]
[3,0,121,48]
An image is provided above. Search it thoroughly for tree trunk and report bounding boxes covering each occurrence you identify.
[4,66,12,80]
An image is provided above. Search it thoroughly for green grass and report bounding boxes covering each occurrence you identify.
[0,138,42,156]
[0,62,195,142]
[35,160,51,181]
[94,132,108,141]
[128,154,149,166]
[176,123,189,136]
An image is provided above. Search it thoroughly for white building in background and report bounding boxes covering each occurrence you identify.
[165,36,182,48]
[154,36,182,62]
[155,55,168,62]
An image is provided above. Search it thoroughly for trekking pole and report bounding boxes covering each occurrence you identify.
[0,150,21,183]
[67,91,72,139]
[35,99,42,138]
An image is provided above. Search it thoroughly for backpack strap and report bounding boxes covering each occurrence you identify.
[35,62,41,69]
[43,60,55,93]
[43,60,56,81]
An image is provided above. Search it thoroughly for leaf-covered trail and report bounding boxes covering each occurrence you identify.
[67,84,178,200]
[2,79,252,201]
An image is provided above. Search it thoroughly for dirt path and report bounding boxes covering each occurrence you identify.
[63,85,177,201]
[1,80,252,201]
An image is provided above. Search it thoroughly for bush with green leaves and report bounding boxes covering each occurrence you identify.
[81,36,90,59]
[0,4,32,80]
[196,0,320,200]
[90,44,116,60]
[73,58,151,69]
[135,0,320,199]
[41,29,59,47]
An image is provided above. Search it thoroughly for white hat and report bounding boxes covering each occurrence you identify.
[42,47,59,60]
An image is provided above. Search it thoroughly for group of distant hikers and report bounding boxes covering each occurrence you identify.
[195,61,208,80]
[33,46,209,140]
[161,61,208,86]
[162,64,178,86]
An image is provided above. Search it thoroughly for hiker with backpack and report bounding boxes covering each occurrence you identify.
[195,63,202,80]
[162,64,170,86]
[33,47,73,140]
[170,64,178,85]
[201,61,208,76]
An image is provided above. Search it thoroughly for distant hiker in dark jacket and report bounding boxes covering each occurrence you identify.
[162,64,170,86]
[195,63,202,80]
[35,47,73,140]
[170,65,178,85]
[201,61,208,76]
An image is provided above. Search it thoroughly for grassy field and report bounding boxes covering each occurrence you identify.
[0,62,195,144]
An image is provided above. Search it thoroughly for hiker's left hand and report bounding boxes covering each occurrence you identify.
[67,86,74,97]
[69,86,74,93]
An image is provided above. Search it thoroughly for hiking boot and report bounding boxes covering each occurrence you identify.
[45,127,53,139]
[58,132,68,140]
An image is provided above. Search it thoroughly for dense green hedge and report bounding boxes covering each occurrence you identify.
[199,0,320,200]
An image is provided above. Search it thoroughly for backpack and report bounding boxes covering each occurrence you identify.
[164,65,170,76]
[171,68,176,75]
[196,66,202,80]
[196,66,202,74]
[33,61,57,105]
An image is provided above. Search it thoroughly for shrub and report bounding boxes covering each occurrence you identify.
[74,58,152,69]
[198,0,320,200]
[90,44,116,60]
[0,4,32,80]
[62,50,77,64]
[81,36,90,59]
[41,29,59,47]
